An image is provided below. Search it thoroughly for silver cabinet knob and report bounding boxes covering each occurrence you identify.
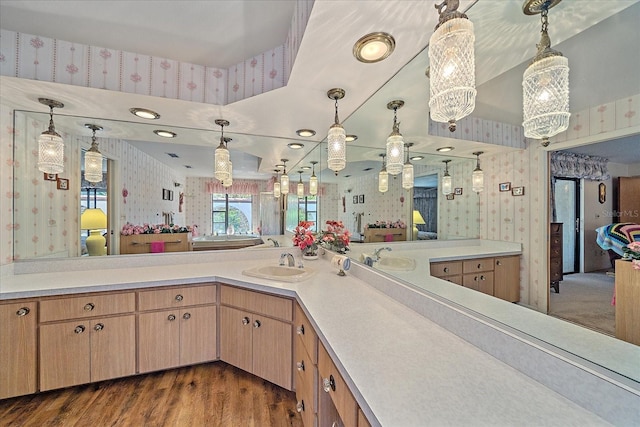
[175,294,184,302]
[94,323,104,331]
[296,401,304,413]
[16,307,30,316]
[74,325,86,334]
[322,375,335,393]
[84,303,95,311]
[253,319,261,328]
[168,314,176,321]
[296,325,304,335]
[183,312,191,320]
[296,361,305,371]
[242,316,250,325]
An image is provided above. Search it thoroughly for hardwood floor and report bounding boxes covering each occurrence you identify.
[0,362,303,427]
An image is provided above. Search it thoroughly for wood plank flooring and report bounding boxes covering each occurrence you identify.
[0,362,303,427]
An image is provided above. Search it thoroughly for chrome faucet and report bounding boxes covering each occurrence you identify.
[267,238,280,247]
[279,252,295,267]
[373,247,392,259]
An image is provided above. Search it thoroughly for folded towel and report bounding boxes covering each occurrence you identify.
[150,241,165,253]
[384,234,394,242]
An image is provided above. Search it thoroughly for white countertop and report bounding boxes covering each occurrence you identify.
[1,245,637,426]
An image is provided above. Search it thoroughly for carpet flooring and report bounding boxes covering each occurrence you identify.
[549,271,615,336]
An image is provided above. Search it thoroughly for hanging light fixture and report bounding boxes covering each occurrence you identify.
[522,0,570,147]
[402,142,414,190]
[442,160,453,195]
[297,170,305,197]
[214,119,231,182]
[273,169,281,198]
[280,159,290,195]
[37,98,65,174]
[472,151,484,193]
[309,161,318,196]
[386,100,405,175]
[378,154,389,193]
[428,1,476,132]
[327,88,347,174]
[83,124,104,183]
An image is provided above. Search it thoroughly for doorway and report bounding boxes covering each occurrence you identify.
[554,178,580,274]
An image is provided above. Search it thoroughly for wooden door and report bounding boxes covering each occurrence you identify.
[219,306,253,374]
[180,306,217,366]
[494,256,520,302]
[40,321,90,391]
[618,176,640,223]
[253,315,293,390]
[0,302,37,399]
[90,315,136,382]
[138,310,180,373]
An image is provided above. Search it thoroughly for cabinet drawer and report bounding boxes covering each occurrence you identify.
[138,284,216,311]
[318,343,357,427]
[221,285,292,322]
[462,258,494,273]
[430,261,462,277]
[295,304,318,364]
[40,292,135,322]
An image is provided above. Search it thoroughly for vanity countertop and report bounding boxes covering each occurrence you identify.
[1,245,636,426]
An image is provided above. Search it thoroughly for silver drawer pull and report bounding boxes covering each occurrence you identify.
[74,325,86,334]
[175,294,184,302]
[242,316,250,325]
[94,323,104,331]
[168,314,176,321]
[296,361,305,371]
[183,312,191,320]
[84,303,95,311]
[296,325,304,335]
[16,307,30,316]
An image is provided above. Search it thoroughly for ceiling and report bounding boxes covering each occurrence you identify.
[1,0,639,182]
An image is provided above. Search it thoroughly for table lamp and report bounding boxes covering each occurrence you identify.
[412,210,425,241]
[81,208,107,256]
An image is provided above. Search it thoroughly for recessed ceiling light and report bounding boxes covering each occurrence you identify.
[288,142,304,149]
[301,166,311,170]
[130,108,160,119]
[345,134,358,142]
[353,32,395,63]
[436,146,454,152]
[410,155,424,161]
[154,130,177,138]
[296,129,316,137]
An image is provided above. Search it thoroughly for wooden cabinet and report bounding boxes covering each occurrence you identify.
[219,285,293,390]
[550,223,563,293]
[0,301,37,399]
[39,292,136,391]
[138,284,217,373]
[318,342,357,427]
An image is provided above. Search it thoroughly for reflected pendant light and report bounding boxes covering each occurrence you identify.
[273,169,281,198]
[442,160,453,195]
[522,0,570,147]
[84,124,104,183]
[37,98,65,174]
[280,159,290,195]
[428,1,476,132]
[297,171,305,197]
[309,161,318,196]
[386,100,405,175]
[214,119,231,182]
[223,161,233,188]
[327,88,347,174]
[402,142,414,190]
[378,154,389,193]
[472,151,484,193]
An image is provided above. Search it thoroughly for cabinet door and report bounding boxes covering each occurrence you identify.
[0,302,37,399]
[253,315,293,390]
[493,256,520,302]
[138,310,180,373]
[90,315,136,382]
[40,321,91,391]
[180,306,217,366]
[219,306,253,374]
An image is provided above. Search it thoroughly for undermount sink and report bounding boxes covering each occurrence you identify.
[242,264,315,282]
[376,256,416,271]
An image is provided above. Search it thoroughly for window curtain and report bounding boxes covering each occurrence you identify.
[413,187,438,232]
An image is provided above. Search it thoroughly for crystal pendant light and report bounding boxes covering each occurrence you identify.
[522,0,570,147]
[428,1,476,132]
[214,119,231,182]
[386,100,405,175]
[280,159,290,195]
[84,124,104,183]
[309,161,318,196]
[402,142,414,190]
[327,88,347,174]
[442,160,453,195]
[472,151,484,193]
[378,154,389,193]
[37,98,65,174]
[273,169,281,198]
[297,171,305,198]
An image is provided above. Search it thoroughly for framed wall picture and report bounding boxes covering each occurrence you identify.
[56,178,69,190]
[446,194,455,200]
[499,182,511,192]
[353,195,358,204]
[598,182,606,204]
[512,186,525,196]
[43,173,57,181]
[454,188,463,195]
[359,194,365,203]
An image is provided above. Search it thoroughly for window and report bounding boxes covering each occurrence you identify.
[212,193,253,234]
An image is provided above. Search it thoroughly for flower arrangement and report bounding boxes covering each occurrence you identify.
[292,221,318,256]
[364,220,406,229]
[622,241,640,270]
[121,222,194,236]
[319,220,351,253]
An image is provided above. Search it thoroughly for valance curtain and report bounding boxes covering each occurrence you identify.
[550,151,610,181]
[413,187,438,232]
